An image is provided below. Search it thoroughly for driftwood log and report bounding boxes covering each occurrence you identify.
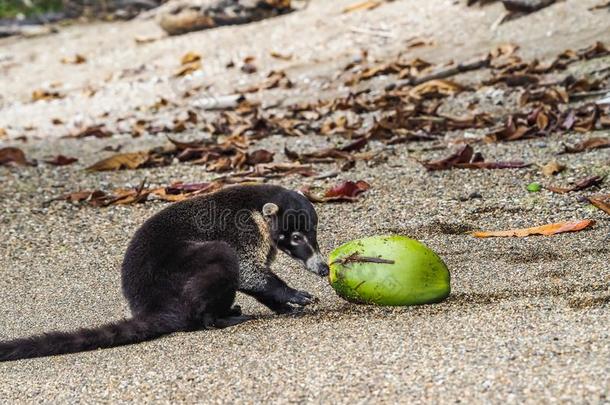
[157,0,293,35]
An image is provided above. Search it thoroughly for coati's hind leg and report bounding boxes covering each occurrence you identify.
[178,241,253,330]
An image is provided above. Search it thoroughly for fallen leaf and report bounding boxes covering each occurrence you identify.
[561,137,610,153]
[0,128,7,139]
[70,124,112,139]
[285,137,368,164]
[45,155,78,166]
[490,43,520,58]
[587,194,610,215]
[175,60,202,77]
[0,147,29,166]
[541,160,565,176]
[418,144,472,170]
[60,54,86,64]
[488,73,540,87]
[343,0,381,13]
[32,89,64,101]
[325,180,370,200]
[52,179,231,207]
[86,152,150,171]
[471,219,595,238]
[246,149,274,165]
[181,52,201,65]
[152,181,226,202]
[270,51,292,60]
[409,79,464,99]
[242,70,292,93]
[578,41,609,59]
[536,111,549,130]
[167,135,212,150]
[589,1,610,10]
[134,35,160,44]
[419,144,529,170]
[62,190,109,206]
[545,176,603,193]
[405,37,434,49]
[101,145,123,152]
[64,190,104,203]
[301,180,370,202]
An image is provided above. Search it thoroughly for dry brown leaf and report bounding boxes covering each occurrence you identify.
[246,149,274,165]
[0,128,6,139]
[561,137,610,154]
[58,190,110,206]
[241,62,258,74]
[242,70,292,93]
[490,43,520,58]
[419,144,530,171]
[32,89,64,101]
[109,181,150,205]
[86,152,150,171]
[546,176,604,193]
[541,160,565,176]
[0,147,30,166]
[135,35,160,44]
[70,124,112,139]
[181,52,201,65]
[175,60,202,77]
[343,0,381,13]
[409,79,464,99]
[589,1,610,10]
[471,219,595,238]
[270,51,292,60]
[60,54,86,64]
[45,155,78,166]
[587,194,610,216]
[54,180,229,207]
[301,180,371,202]
[536,111,549,130]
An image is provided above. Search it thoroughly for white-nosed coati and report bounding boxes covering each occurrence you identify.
[0,184,329,362]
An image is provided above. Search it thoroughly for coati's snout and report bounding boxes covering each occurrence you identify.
[263,196,329,277]
[277,231,329,277]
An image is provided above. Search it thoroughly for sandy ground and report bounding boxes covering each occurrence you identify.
[1,0,609,403]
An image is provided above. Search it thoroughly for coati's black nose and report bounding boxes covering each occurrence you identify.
[318,262,330,277]
[305,253,330,277]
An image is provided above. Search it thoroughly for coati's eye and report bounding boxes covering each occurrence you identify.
[291,232,304,244]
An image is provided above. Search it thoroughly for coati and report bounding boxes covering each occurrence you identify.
[0,184,329,362]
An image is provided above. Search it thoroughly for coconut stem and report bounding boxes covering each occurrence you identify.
[331,252,395,266]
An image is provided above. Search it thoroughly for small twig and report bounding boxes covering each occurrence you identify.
[570,88,610,101]
[387,55,490,91]
[314,171,340,180]
[350,26,395,38]
[331,252,395,266]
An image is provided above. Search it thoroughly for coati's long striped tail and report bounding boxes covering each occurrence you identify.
[0,313,181,362]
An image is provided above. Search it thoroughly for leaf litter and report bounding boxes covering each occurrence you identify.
[29,40,610,219]
[471,219,595,238]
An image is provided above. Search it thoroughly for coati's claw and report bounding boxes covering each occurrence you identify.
[275,304,304,315]
[287,289,315,306]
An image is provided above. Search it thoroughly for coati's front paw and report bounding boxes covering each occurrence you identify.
[286,289,316,306]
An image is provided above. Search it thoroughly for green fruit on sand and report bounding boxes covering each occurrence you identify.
[328,235,451,306]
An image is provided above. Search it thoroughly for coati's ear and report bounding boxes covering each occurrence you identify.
[262,203,279,217]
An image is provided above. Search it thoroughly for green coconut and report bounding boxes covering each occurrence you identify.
[328,235,450,306]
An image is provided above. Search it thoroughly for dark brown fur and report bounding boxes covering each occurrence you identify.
[0,185,327,362]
